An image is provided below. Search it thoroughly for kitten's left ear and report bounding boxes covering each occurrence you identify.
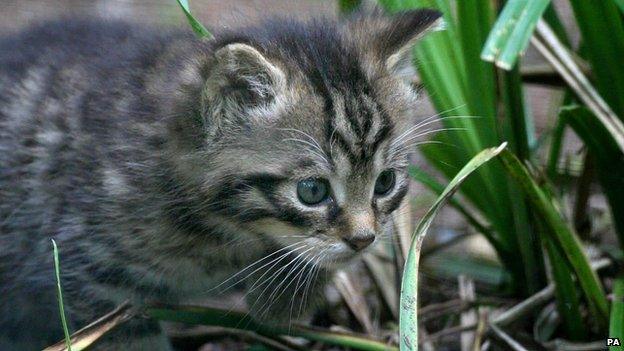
[349,9,443,74]
[205,43,286,108]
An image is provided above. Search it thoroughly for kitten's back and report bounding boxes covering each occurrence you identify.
[0,19,187,349]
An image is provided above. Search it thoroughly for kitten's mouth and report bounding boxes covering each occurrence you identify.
[313,249,361,269]
[277,237,366,269]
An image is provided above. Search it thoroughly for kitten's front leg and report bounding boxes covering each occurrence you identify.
[244,258,330,324]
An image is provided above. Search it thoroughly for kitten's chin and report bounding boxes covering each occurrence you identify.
[317,251,361,270]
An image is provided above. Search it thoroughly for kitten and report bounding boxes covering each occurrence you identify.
[0,9,441,350]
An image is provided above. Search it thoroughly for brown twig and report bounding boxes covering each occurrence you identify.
[333,270,375,334]
[489,324,530,351]
[168,326,304,351]
[459,275,477,351]
[532,20,624,152]
[43,301,136,351]
[419,323,479,344]
[472,308,488,351]
[419,323,435,351]
[493,285,555,327]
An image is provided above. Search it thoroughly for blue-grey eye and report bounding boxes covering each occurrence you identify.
[374,169,396,195]
[297,178,329,205]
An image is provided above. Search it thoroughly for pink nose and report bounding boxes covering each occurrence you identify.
[343,231,375,251]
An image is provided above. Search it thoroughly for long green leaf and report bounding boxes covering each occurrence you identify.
[481,0,550,70]
[175,0,213,39]
[499,63,544,295]
[400,143,507,351]
[544,237,585,340]
[498,150,609,328]
[610,278,624,351]
[52,240,72,351]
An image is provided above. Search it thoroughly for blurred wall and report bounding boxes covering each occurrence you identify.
[1,0,335,33]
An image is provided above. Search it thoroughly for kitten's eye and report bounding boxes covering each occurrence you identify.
[374,169,396,196]
[297,178,329,205]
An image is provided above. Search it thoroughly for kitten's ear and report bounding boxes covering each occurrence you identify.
[379,9,443,72]
[205,43,286,108]
[350,9,443,75]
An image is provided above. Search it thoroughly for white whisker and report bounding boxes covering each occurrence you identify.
[206,242,303,293]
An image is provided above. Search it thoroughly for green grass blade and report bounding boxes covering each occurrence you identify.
[498,150,609,328]
[52,239,73,351]
[546,113,567,181]
[544,237,585,340]
[400,142,507,351]
[481,0,524,62]
[568,0,624,118]
[175,0,213,39]
[482,0,550,70]
[610,278,624,351]
[499,66,532,160]
[498,65,545,294]
[456,0,499,144]
[496,0,550,70]
[560,106,624,248]
[148,305,396,351]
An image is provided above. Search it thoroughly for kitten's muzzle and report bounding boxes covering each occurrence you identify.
[343,230,375,251]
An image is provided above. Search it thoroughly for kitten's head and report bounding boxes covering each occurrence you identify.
[169,9,442,267]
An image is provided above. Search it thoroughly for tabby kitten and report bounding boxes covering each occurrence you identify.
[0,8,441,350]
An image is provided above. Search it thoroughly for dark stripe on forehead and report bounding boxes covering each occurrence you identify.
[343,94,363,138]
[320,86,394,168]
[369,123,392,157]
[332,129,360,165]
[361,99,374,137]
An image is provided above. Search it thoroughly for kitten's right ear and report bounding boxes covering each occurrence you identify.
[204,43,286,109]
[377,9,443,73]
[347,8,443,76]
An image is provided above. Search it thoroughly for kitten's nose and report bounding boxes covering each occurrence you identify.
[343,231,375,251]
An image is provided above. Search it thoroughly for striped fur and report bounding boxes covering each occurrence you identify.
[0,9,441,350]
